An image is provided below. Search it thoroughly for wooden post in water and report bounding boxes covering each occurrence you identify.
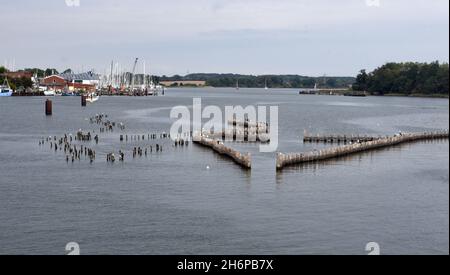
[45,99,52,116]
[81,95,87,107]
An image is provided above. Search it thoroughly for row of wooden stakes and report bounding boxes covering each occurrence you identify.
[277,130,449,170]
[191,130,448,170]
[193,136,252,169]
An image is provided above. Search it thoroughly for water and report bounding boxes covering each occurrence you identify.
[0,88,448,255]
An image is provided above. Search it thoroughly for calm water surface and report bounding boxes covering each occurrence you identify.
[0,88,448,255]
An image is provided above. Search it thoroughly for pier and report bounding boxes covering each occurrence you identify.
[206,129,270,143]
[194,119,270,143]
[277,130,449,170]
[228,119,269,133]
[193,135,252,169]
[303,130,383,143]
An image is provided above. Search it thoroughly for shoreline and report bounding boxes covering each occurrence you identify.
[380,93,449,99]
[4,88,449,99]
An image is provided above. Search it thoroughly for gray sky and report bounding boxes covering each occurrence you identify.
[2,0,449,76]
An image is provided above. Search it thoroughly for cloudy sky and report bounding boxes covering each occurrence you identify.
[1,0,449,76]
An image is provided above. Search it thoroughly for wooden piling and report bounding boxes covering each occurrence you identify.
[303,131,380,143]
[81,95,87,107]
[45,99,52,116]
[207,129,270,143]
[278,131,449,170]
[193,135,251,169]
[228,119,268,132]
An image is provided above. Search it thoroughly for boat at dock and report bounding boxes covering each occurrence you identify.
[62,91,79,96]
[44,90,56,96]
[299,83,318,95]
[86,92,99,103]
[0,78,13,97]
[148,79,163,96]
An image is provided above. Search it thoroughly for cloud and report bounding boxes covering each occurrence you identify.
[1,0,448,75]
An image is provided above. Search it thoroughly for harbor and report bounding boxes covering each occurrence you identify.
[0,58,166,98]
[1,0,449,259]
[0,87,448,255]
[21,89,449,174]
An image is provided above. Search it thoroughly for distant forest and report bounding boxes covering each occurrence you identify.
[159,74,355,89]
[3,62,449,97]
[353,62,449,96]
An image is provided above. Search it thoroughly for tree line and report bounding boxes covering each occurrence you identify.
[353,62,449,96]
[0,66,34,91]
[2,63,449,96]
[0,67,73,90]
[159,73,355,89]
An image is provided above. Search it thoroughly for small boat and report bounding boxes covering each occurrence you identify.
[62,91,78,96]
[0,77,13,96]
[299,83,319,95]
[148,79,163,96]
[0,88,12,97]
[86,92,99,103]
[0,78,13,97]
[44,90,56,96]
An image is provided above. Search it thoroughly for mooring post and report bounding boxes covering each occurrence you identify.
[45,99,52,116]
[81,95,87,107]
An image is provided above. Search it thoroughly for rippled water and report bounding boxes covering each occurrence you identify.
[0,88,448,255]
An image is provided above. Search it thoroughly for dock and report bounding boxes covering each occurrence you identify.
[206,129,270,143]
[277,130,449,170]
[193,135,252,169]
[303,131,383,143]
[228,119,269,133]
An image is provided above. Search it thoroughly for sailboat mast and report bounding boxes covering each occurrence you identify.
[143,60,146,88]
[130,58,138,91]
[110,61,114,87]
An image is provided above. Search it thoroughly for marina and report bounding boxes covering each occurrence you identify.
[1,58,166,98]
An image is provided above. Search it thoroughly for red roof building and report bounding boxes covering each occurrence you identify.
[41,75,96,92]
[41,75,67,91]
